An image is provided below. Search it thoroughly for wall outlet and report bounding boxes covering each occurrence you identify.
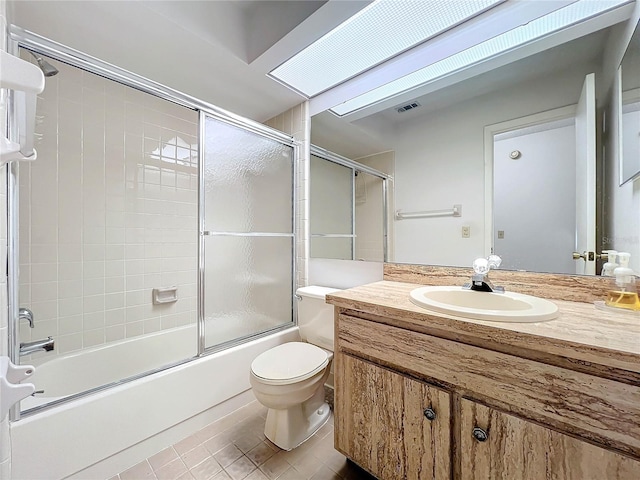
[462,226,470,238]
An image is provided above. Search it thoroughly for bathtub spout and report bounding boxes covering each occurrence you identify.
[19,337,54,356]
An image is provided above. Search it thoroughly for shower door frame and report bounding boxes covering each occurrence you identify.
[197,111,298,354]
[310,144,390,261]
[6,25,298,420]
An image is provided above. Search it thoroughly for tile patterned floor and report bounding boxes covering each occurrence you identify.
[112,400,375,480]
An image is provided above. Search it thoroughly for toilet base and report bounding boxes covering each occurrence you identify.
[263,385,331,450]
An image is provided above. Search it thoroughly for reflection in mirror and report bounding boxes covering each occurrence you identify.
[620,20,640,185]
[309,146,391,262]
[493,118,577,274]
[311,13,640,275]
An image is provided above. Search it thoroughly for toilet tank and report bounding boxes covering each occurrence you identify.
[296,286,341,352]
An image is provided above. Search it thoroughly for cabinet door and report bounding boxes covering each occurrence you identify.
[335,353,451,479]
[460,399,640,479]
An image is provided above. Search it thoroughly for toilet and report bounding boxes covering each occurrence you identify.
[250,285,340,450]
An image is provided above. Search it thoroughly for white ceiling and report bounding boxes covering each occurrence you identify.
[7,0,369,122]
[6,0,635,159]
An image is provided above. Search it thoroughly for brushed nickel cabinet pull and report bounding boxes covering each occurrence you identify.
[472,427,488,442]
[423,407,436,421]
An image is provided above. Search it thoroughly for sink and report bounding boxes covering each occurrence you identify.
[409,286,559,322]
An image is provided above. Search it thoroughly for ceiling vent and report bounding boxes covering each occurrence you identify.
[396,101,421,113]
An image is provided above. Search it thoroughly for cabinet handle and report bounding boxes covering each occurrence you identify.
[472,427,488,442]
[423,407,436,421]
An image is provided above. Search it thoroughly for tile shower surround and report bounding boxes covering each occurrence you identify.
[18,57,199,360]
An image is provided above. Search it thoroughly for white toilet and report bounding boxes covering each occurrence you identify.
[250,286,340,450]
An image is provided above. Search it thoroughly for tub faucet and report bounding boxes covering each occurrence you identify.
[19,307,34,328]
[463,255,504,293]
[19,336,54,356]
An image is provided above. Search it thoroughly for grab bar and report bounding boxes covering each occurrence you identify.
[395,204,462,220]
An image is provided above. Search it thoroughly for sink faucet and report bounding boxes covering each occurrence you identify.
[463,255,504,293]
[19,336,54,356]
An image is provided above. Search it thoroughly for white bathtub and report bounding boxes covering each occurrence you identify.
[24,325,198,406]
[11,326,299,480]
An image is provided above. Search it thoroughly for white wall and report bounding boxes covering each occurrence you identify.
[603,6,640,274]
[390,58,601,268]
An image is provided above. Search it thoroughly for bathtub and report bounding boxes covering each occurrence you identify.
[23,325,198,408]
[11,326,300,480]
[22,313,286,409]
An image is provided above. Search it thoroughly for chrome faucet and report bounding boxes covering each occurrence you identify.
[19,336,55,356]
[19,307,34,328]
[463,255,504,293]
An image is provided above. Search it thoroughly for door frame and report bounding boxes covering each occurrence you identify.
[483,105,577,258]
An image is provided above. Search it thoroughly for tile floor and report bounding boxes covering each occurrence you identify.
[112,400,375,480]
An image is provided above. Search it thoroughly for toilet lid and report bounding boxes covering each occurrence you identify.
[251,342,329,384]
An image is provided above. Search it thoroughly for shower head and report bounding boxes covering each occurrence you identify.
[29,51,59,77]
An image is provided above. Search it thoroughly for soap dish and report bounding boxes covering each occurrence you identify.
[594,301,640,315]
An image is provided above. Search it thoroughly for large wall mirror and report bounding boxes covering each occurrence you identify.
[309,9,640,276]
[620,20,640,185]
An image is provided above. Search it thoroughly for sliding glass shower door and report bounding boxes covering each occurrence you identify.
[200,114,295,351]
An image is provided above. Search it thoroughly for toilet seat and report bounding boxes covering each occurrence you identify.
[251,342,329,386]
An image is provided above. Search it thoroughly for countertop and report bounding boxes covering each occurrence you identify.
[327,280,640,380]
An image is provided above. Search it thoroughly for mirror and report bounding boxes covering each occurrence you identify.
[309,148,391,262]
[620,21,640,185]
[310,19,640,275]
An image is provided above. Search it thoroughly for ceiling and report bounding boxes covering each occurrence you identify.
[310,27,612,159]
[6,0,635,150]
[7,0,370,122]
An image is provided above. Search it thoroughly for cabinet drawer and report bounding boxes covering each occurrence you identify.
[337,313,640,459]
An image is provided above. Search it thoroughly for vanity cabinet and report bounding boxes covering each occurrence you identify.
[333,310,640,480]
[335,353,451,480]
[460,399,638,479]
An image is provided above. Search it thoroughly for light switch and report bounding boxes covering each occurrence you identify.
[498,230,505,239]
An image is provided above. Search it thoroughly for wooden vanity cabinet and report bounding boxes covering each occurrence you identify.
[335,353,451,480]
[460,399,639,480]
[333,311,640,480]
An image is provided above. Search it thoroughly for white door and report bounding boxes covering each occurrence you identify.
[493,121,576,274]
[574,73,597,275]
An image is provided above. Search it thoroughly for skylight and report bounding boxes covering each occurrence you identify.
[330,0,631,116]
[269,0,504,97]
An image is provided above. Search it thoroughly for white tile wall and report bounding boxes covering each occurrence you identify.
[264,102,310,287]
[18,54,199,362]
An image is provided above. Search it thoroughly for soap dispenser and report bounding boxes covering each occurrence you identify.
[605,252,640,311]
[601,250,618,277]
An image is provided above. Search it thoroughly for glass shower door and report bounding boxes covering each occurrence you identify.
[309,155,354,259]
[201,114,295,350]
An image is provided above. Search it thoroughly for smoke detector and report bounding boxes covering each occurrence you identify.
[396,101,421,113]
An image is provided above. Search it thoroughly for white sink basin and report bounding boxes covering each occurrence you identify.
[409,286,559,323]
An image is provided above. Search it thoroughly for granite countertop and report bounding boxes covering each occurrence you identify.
[327,280,640,378]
